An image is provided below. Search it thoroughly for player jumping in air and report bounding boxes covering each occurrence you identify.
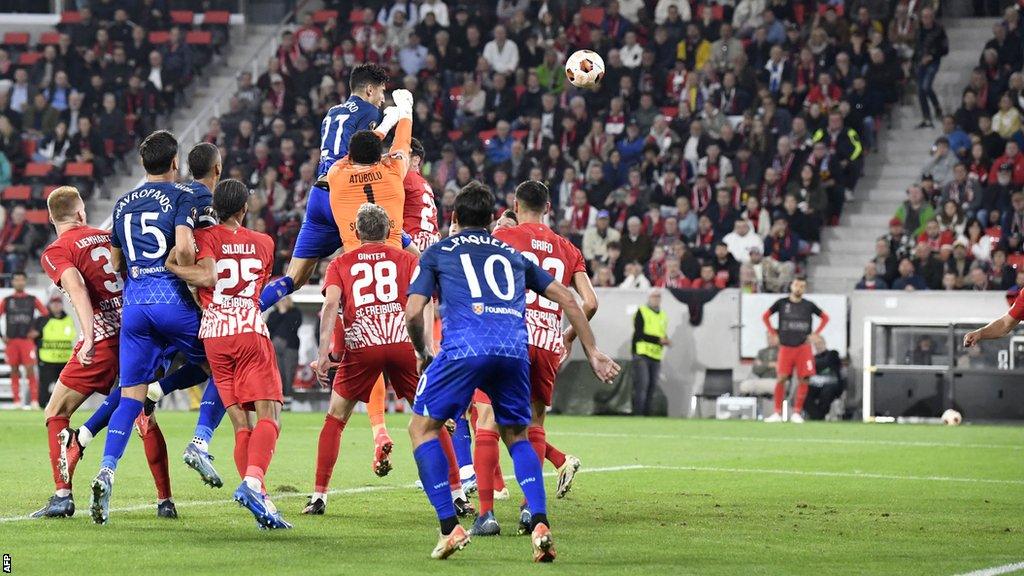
[963,289,1024,347]
[32,186,176,519]
[405,182,620,561]
[470,180,595,537]
[88,131,214,524]
[165,179,290,529]
[762,277,829,423]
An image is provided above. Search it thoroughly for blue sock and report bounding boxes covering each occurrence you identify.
[509,439,547,516]
[413,438,456,524]
[84,387,121,436]
[453,416,473,469]
[159,363,210,395]
[193,379,224,444]
[99,396,144,471]
[259,276,294,312]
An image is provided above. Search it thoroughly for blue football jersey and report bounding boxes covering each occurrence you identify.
[317,95,382,177]
[184,180,217,228]
[111,181,197,306]
[409,229,555,360]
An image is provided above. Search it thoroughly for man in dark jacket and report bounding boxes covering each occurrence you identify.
[914,7,949,128]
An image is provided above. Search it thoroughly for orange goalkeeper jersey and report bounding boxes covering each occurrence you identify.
[327,117,411,250]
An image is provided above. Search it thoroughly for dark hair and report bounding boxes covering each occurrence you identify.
[11,272,26,279]
[514,180,550,212]
[410,137,425,160]
[188,142,219,180]
[349,63,389,93]
[500,209,518,223]
[213,179,249,221]
[349,130,382,164]
[139,130,178,175]
[454,181,495,228]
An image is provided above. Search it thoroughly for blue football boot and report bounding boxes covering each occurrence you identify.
[183,443,223,488]
[30,494,75,518]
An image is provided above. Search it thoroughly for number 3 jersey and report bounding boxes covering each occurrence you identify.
[323,243,418,350]
[494,223,587,354]
[111,180,197,306]
[194,225,275,339]
[41,226,125,342]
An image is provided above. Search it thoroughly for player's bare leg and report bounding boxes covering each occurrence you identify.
[233,399,290,529]
[367,376,393,476]
[305,390,358,514]
[766,376,788,422]
[409,414,471,559]
[33,382,88,518]
[470,401,502,537]
[529,399,579,498]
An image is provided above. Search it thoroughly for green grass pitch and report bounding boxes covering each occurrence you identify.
[0,411,1022,575]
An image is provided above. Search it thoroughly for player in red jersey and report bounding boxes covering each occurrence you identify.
[1,272,47,408]
[32,186,176,519]
[469,181,598,537]
[963,290,1024,347]
[165,179,290,529]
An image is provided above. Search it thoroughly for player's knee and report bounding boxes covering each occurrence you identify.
[498,424,528,446]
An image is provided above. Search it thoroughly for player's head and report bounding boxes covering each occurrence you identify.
[453,181,494,229]
[409,137,425,171]
[188,142,221,183]
[212,178,250,223]
[46,186,86,228]
[790,276,807,298]
[494,209,518,231]
[11,272,26,291]
[514,180,551,217]
[354,202,391,243]
[350,63,389,107]
[139,130,179,176]
[349,130,383,165]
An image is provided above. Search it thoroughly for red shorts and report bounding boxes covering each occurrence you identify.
[6,338,36,366]
[777,343,816,378]
[334,342,419,403]
[471,347,559,407]
[59,338,118,397]
[205,333,283,409]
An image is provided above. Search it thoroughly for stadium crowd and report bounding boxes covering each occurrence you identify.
[201,0,922,292]
[857,4,1024,294]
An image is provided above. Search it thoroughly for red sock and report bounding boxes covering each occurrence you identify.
[10,367,20,405]
[438,428,461,489]
[773,380,785,413]
[142,420,172,500]
[545,441,567,469]
[46,416,70,491]
[474,428,500,514]
[494,463,506,492]
[794,380,809,412]
[27,369,38,404]
[245,419,280,485]
[527,426,547,464]
[233,429,251,480]
[314,414,346,493]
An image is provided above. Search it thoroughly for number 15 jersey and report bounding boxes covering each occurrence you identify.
[194,224,275,339]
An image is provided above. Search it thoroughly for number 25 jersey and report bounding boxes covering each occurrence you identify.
[194,224,275,339]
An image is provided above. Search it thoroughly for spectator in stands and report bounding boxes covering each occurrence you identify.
[872,238,898,286]
[620,260,652,289]
[892,257,928,291]
[1003,191,1024,253]
[946,241,973,288]
[22,93,59,141]
[936,200,967,237]
[710,242,739,287]
[723,218,763,263]
[917,219,954,253]
[914,7,948,128]
[988,142,1024,186]
[856,262,888,290]
[894,184,934,236]
[691,262,725,289]
[0,205,40,273]
[621,215,653,267]
[991,93,1021,139]
[910,241,943,290]
[941,163,982,219]
[583,210,621,265]
[920,137,957,186]
[966,264,991,291]
[989,249,1015,289]
[35,121,70,169]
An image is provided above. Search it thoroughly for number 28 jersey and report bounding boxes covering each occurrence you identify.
[323,243,418,350]
[494,223,586,354]
[194,225,275,339]
[41,226,124,342]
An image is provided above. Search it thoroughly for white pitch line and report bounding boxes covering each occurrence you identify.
[555,431,1024,451]
[952,561,1024,576]
[645,465,1024,486]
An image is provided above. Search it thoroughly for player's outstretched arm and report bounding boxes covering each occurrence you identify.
[543,281,620,383]
[563,270,599,349]
[390,89,414,179]
[964,314,1020,348]
[406,293,432,370]
[59,267,97,365]
[165,254,216,288]
[315,285,342,386]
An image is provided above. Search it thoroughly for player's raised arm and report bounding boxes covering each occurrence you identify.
[390,89,414,179]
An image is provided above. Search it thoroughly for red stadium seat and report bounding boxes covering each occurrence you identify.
[148,31,170,45]
[817,3,844,16]
[580,7,604,26]
[3,32,29,46]
[186,30,212,45]
[17,52,41,66]
[24,163,50,178]
[43,186,58,199]
[478,128,497,143]
[794,4,806,24]
[695,4,725,20]
[64,163,93,178]
[25,209,49,225]
[447,130,463,141]
[448,86,463,102]
[512,129,527,141]
[660,106,678,118]
[202,11,230,25]
[170,10,195,26]
[513,85,526,101]
[348,11,364,24]
[313,9,338,24]
[21,139,35,159]
[2,186,30,202]
[38,31,61,46]
[1009,254,1024,270]
[59,11,82,25]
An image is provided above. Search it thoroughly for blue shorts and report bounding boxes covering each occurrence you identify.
[293,185,342,259]
[119,303,207,387]
[412,351,531,426]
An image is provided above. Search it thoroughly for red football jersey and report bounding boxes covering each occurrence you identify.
[41,225,124,342]
[194,225,275,339]
[494,223,587,353]
[323,243,418,350]
[1010,290,1024,321]
[402,168,439,238]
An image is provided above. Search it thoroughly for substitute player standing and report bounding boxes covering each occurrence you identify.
[165,179,289,529]
[762,277,829,423]
[1,272,47,409]
[963,290,1024,347]
[405,182,620,561]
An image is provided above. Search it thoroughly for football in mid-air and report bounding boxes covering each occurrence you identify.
[941,409,962,426]
[565,49,605,89]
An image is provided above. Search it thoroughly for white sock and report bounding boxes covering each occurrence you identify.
[55,489,71,498]
[77,427,94,447]
[146,381,164,403]
[191,437,209,452]
[451,487,466,502]
[311,491,326,503]
[459,465,476,480]
[244,476,262,492]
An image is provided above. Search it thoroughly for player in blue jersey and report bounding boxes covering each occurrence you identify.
[88,131,215,524]
[405,182,620,561]
[259,63,400,310]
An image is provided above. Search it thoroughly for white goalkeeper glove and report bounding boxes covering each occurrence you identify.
[391,89,414,119]
[375,106,401,136]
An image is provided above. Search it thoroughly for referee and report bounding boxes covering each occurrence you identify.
[761,278,829,423]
